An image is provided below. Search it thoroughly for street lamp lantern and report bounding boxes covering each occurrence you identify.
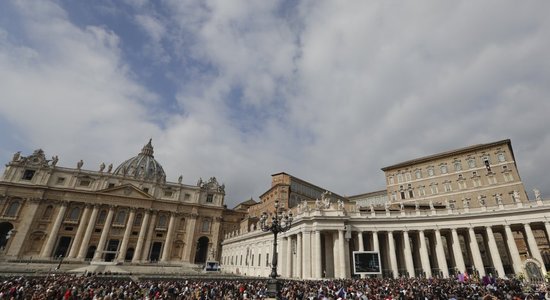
[260,200,293,298]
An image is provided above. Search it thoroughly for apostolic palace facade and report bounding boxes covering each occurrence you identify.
[1,139,549,281]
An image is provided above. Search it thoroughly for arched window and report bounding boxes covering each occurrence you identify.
[4,202,20,217]
[157,214,167,228]
[42,205,53,220]
[133,213,143,226]
[115,210,127,224]
[97,209,107,224]
[67,207,81,221]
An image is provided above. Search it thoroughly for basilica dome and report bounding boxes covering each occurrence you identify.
[113,139,166,182]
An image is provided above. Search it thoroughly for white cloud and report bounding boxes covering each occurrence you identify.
[1,0,550,206]
[0,1,160,170]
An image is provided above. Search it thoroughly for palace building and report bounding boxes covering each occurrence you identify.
[221,139,550,281]
[0,140,243,266]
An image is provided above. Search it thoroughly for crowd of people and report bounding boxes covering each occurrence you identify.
[0,274,548,299]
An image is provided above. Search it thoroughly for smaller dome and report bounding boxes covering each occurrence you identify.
[113,139,166,182]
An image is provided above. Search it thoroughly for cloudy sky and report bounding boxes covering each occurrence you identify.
[1,0,549,207]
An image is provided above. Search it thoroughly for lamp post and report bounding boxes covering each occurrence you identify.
[260,200,293,298]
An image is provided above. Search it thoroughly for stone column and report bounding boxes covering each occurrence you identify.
[67,205,91,259]
[387,231,399,278]
[6,198,40,257]
[93,206,115,261]
[141,212,157,261]
[280,236,288,277]
[372,231,380,252]
[182,213,197,262]
[77,205,99,259]
[296,232,302,278]
[116,208,136,262]
[451,228,466,274]
[485,226,505,277]
[524,223,547,274]
[161,212,176,262]
[302,231,312,278]
[545,221,550,248]
[40,202,68,258]
[418,230,432,278]
[314,230,322,279]
[338,229,346,278]
[358,231,365,251]
[435,229,449,278]
[403,231,415,277]
[286,235,293,277]
[132,210,151,263]
[468,227,485,277]
[332,232,340,278]
[504,224,522,274]
[210,217,222,261]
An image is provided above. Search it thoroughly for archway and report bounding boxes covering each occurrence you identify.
[194,236,209,264]
[524,260,543,282]
[0,222,14,250]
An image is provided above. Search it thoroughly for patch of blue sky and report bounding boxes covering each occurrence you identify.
[59,1,182,119]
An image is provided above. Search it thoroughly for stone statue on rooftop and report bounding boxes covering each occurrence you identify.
[12,151,21,162]
[534,188,541,201]
[99,162,105,172]
[178,175,183,184]
[51,155,58,167]
[76,159,83,170]
[107,163,113,173]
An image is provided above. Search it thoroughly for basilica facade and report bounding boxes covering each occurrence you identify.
[221,139,550,281]
[0,140,242,265]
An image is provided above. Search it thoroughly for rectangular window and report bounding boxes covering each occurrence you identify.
[418,186,426,196]
[440,165,448,174]
[473,178,482,187]
[415,170,422,179]
[427,168,435,177]
[405,172,412,181]
[503,172,514,182]
[56,177,66,185]
[258,254,261,266]
[164,190,173,197]
[444,182,452,192]
[79,179,91,187]
[454,161,462,171]
[22,169,35,180]
[487,176,497,185]
[397,174,403,183]
[266,253,270,267]
[184,193,191,200]
[430,184,438,194]
[388,176,394,184]
[143,187,149,193]
[202,219,210,232]
[458,181,467,190]
[206,194,214,203]
[108,183,115,188]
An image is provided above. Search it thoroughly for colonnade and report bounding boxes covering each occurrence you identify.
[277,221,550,279]
[33,201,218,264]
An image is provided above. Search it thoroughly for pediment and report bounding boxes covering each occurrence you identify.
[98,184,153,199]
